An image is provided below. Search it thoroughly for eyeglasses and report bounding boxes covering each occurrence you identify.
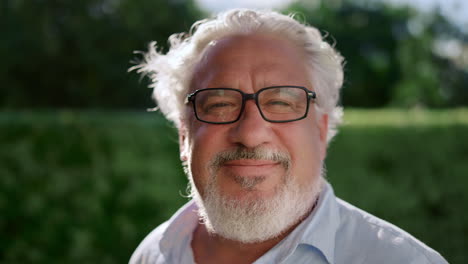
[185,86,316,124]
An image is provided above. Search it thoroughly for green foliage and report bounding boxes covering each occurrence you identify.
[0,110,467,263]
[0,0,204,109]
[284,0,468,108]
[328,109,468,264]
[2,0,467,110]
[0,111,187,263]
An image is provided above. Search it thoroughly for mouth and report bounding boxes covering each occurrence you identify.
[219,159,282,182]
[223,159,280,167]
[209,146,291,174]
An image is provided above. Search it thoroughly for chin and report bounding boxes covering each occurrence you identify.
[221,185,283,204]
[191,171,325,244]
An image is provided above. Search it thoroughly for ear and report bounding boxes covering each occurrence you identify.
[179,121,189,162]
[318,114,328,160]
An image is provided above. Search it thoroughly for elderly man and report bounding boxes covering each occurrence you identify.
[129,9,446,264]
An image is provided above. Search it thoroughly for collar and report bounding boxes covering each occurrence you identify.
[260,182,340,264]
[159,182,340,264]
[159,201,198,260]
[298,182,340,264]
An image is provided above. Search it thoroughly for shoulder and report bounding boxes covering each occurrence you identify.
[129,221,170,264]
[128,201,199,264]
[334,198,447,264]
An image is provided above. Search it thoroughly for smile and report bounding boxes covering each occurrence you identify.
[222,159,280,167]
[220,159,283,180]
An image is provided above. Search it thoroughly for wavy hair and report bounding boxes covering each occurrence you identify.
[131,9,345,141]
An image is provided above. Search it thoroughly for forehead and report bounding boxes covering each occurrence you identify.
[190,34,310,90]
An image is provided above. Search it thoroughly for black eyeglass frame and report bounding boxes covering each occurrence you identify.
[185,86,317,124]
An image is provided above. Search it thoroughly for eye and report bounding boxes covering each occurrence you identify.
[267,100,292,106]
[201,100,239,114]
[206,101,233,109]
[261,99,296,114]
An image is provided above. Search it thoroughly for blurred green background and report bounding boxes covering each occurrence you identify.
[1,0,467,263]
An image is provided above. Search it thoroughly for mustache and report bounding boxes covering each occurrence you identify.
[209,146,291,171]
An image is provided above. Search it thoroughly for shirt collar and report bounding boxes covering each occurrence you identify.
[259,182,339,264]
[159,182,341,264]
[298,182,340,264]
[160,201,198,259]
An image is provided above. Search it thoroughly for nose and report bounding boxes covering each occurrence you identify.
[228,100,274,149]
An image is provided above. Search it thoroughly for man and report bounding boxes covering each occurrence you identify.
[130,9,447,264]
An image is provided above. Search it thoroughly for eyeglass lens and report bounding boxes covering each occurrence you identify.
[194,87,309,123]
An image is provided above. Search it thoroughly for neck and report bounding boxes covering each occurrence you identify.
[191,223,285,264]
[191,202,317,264]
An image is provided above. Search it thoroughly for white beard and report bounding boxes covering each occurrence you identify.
[188,147,324,244]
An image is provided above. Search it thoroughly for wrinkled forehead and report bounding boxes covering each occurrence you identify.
[189,34,309,91]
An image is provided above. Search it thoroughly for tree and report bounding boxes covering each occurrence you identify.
[284,0,468,107]
[0,0,205,109]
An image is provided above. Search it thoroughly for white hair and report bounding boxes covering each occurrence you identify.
[132,9,345,141]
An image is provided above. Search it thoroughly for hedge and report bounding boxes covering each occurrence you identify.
[0,109,466,263]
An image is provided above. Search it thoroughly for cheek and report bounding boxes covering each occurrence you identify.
[187,124,228,187]
[190,124,224,158]
[281,122,324,181]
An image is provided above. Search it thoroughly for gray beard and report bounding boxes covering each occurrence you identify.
[188,147,324,244]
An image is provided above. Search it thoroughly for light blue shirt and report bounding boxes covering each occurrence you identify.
[129,183,447,264]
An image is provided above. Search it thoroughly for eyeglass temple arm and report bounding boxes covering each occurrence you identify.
[308,91,316,100]
[185,93,195,104]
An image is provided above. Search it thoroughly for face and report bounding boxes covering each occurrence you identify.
[180,34,328,242]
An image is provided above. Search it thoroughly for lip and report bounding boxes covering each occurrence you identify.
[223,159,279,167]
[220,159,283,183]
